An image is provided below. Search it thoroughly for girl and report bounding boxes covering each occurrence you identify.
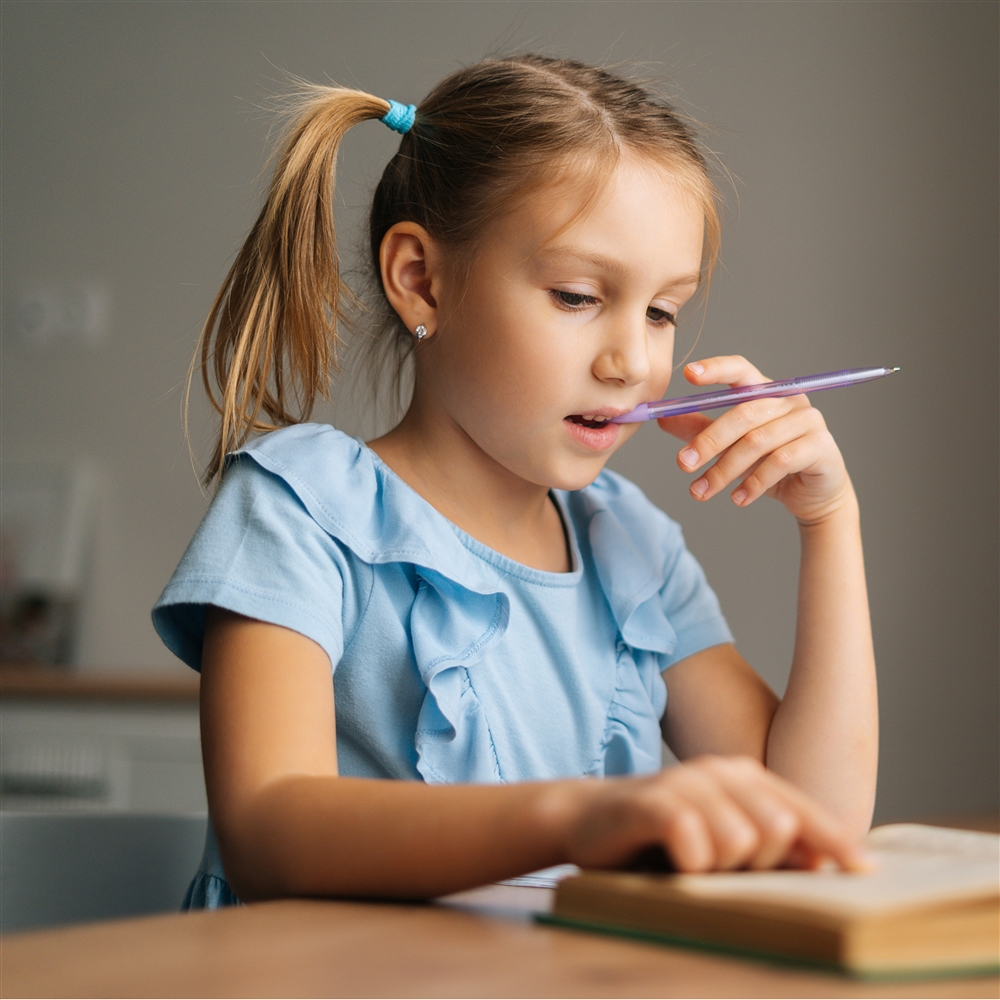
[154,55,878,908]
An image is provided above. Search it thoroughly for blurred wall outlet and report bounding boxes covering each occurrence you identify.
[14,282,110,348]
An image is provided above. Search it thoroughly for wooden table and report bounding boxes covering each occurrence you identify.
[2,883,997,998]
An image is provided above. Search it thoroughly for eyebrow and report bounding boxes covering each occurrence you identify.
[535,246,702,288]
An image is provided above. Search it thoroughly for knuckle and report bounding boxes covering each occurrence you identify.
[730,755,765,777]
[805,407,826,429]
[667,804,703,840]
[693,437,715,459]
[633,781,665,809]
[698,754,752,782]
[763,808,800,842]
[744,426,768,452]
[664,766,701,798]
[770,448,794,471]
[692,753,724,772]
[723,822,760,859]
[642,781,687,822]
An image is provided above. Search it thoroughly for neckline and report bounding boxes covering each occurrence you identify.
[362,439,583,586]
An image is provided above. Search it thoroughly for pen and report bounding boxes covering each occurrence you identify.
[610,367,901,423]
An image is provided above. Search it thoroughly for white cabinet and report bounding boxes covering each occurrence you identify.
[0,699,205,814]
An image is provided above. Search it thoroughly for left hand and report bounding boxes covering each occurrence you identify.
[657,356,854,525]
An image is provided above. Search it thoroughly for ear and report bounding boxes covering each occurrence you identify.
[379,223,443,337]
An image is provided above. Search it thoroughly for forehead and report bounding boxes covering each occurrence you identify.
[490,156,706,281]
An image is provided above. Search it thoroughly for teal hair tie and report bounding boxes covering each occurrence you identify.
[381,100,416,135]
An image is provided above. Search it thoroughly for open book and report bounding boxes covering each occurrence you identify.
[546,824,999,979]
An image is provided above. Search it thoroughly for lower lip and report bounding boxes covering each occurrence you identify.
[563,418,622,451]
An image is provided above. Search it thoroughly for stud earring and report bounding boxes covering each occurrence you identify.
[413,324,428,341]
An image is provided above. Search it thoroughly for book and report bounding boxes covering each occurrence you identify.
[545,824,1000,979]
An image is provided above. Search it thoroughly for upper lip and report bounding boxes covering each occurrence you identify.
[565,406,635,419]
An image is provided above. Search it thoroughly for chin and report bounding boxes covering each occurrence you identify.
[542,456,612,492]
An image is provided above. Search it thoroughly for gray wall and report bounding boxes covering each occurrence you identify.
[2,1,996,824]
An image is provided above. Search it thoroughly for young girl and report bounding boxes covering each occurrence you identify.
[154,55,878,908]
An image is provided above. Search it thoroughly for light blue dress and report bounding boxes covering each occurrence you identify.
[152,424,732,907]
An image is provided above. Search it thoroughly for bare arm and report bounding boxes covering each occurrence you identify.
[658,356,878,839]
[201,608,868,902]
[200,608,569,899]
[767,498,877,835]
[661,644,778,763]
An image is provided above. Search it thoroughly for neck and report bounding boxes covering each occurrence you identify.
[367,392,570,573]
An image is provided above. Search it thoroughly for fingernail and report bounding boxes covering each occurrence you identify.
[732,488,747,505]
[691,477,708,498]
[688,363,705,375]
[680,448,699,468]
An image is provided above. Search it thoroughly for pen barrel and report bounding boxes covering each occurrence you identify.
[645,367,891,420]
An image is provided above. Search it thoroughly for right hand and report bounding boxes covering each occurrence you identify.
[562,755,873,873]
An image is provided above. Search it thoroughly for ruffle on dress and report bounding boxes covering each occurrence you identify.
[238,427,513,784]
[181,822,242,910]
[231,426,693,785]
[572,478,679,776]
[182,871,241,910]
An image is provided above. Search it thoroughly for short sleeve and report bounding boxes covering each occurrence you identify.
[152,455,352,672]
[657,538,733,669]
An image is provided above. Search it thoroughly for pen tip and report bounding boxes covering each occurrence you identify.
[886,366,901,374]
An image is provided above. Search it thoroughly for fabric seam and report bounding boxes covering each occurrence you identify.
[163,575,338,634]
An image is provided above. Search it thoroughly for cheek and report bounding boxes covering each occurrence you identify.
[651,335,677,391]
[459,306,576,405]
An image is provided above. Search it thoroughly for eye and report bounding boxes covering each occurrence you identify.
[647,306,677,327]
[551,290,599,310]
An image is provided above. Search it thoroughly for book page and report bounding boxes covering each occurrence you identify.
[668,824,999,917]
[499,864,580,889]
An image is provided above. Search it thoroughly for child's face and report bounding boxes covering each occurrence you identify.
[427,155,705,491]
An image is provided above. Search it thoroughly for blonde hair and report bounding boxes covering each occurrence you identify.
[195,56,720,483]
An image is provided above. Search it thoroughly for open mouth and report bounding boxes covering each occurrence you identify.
[566,414,613,429]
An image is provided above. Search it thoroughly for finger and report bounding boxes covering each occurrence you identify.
[783,841,827,871]
[705,759,870,872]
[686,409,824,503]
[678,395,804,475]
[663,771,762,870]
[660,801,717,873]
[639,786,717,872]
[686,757,801,869]
[683,356,772,389]
[657,412,712,443]
[735,435,829,506]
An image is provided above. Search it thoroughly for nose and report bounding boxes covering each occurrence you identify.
[591,314,652,387]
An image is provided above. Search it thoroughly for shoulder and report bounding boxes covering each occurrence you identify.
[233,422,373,508]
[230,424,499,589]
[563,469,732,664]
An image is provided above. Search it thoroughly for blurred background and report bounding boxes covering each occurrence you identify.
[1,0,996,850]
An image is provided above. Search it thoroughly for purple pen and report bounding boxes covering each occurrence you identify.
[610,367,901,423]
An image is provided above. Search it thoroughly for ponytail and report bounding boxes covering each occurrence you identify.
[194,86,391,483]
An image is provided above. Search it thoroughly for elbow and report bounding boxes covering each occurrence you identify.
[209,781,320,903]
[213,820,291,903]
